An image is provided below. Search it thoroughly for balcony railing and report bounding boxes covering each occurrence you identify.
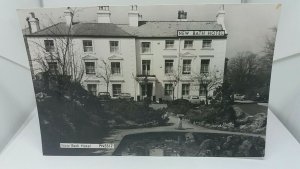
[136,74,156,77]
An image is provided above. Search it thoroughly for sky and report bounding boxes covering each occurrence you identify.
[17,4,281,58]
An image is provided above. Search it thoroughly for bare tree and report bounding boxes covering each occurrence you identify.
[166,69,182,100]
[29,7,84,84]
[263,27,277,60]
[193,70,223,105]
[96,59,112,93]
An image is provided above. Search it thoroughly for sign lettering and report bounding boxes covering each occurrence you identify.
[177,30,225,37]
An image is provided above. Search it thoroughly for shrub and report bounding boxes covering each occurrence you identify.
[106,100,168,126]
[186,104,237,126]
[167,99,193,115]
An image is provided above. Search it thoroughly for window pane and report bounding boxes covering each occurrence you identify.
[142,60,151,75]
[164,84,173,96]
[83,40,93,52]
[110,41,119,53]
[48,62,58,74]
[85,62,95,74]
[165,40,174,49]
[182,84,190,96]
[184,40,193,49]
[87,84,97,95]
[200,84,206,96]
[44,40,54,52]
[141,42,151,53]
[111,62,121,74]
[112,84,121,97]
[202,40,212,48]
[200,59,210,73]
[165,60,173,74]
[182,60,191,74]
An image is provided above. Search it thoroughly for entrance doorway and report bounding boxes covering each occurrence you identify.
[141,83,153,97]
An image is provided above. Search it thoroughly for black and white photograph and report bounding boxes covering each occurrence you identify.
[18,4,281,157]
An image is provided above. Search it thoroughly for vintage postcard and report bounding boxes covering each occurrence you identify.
[18,4,281,156]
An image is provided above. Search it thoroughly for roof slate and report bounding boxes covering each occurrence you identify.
[26,21,225,38]
[119,21,223,37]
[29,22,133,37]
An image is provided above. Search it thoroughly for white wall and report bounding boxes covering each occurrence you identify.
[27,36,137,98]
[135,38,227,100]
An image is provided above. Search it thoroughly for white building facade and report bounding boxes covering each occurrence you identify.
[24,6,228,102]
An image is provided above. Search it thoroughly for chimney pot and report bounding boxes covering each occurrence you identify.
[97,6,111,23]
[64,7,73,27]
[128,5,139,26]
[177,10,187,21]
[27,12,40,33]
[216,5,226,33]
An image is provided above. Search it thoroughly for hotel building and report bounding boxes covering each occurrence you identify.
[24,5,228,101]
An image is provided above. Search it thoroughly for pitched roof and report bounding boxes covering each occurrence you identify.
[118,21,224,37]
[28,22,133,37]
[26,21,225,38]
[22,27,31,35]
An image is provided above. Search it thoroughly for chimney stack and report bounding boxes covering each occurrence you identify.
[128,5,139,27]
[27,12,40,33]
[97,6,111,23]
[64,7,73,27]
[177,10,187,21]
[216,5,226,33]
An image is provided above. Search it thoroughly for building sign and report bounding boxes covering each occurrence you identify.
[177,30,225,37]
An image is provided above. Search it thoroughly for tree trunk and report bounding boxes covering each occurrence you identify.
[172,89,175,100]
[205,89,208,105]
[106,83,109,93]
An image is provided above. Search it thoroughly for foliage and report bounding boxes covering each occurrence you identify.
[227,27,277,101]
[166,69,182,100]
[106,100,169,127]
[167,99,193,115]
[187,105,236,125]
[193,70,223,105]
[227,51,258,98]
[96,59,112,93]
[30,7,84,84]
[36,81,110,154]
[114,132,265,157]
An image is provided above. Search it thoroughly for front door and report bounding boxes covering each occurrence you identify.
[141,83,153,97]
